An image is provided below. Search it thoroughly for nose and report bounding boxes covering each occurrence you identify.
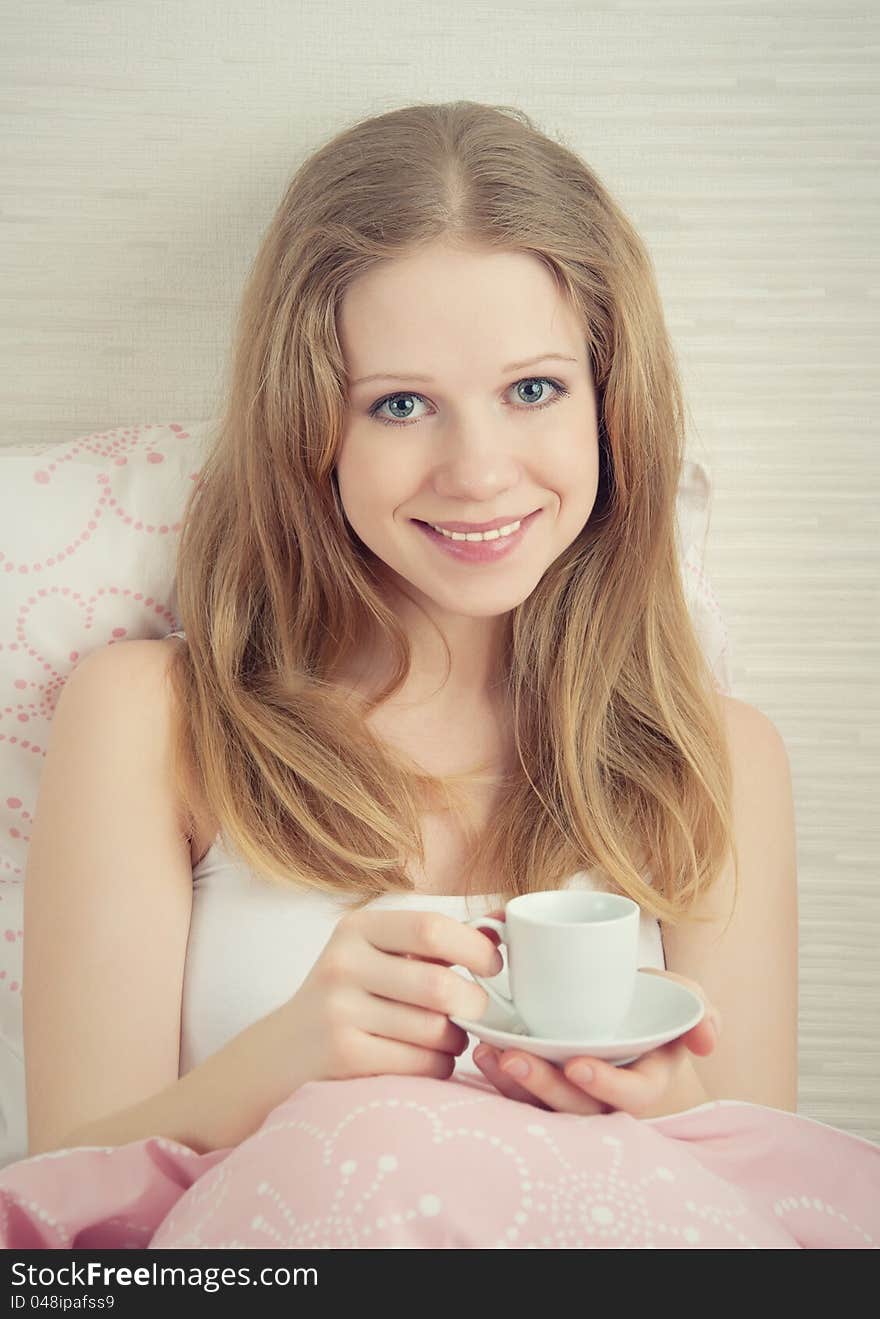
[431,427,523,500]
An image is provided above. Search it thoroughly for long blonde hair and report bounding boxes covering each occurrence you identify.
[168,99,738,928]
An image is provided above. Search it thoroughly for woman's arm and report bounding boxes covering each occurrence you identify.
[23,642,195,1155]
[660,695,799,1112]
[24,639,315,1157]
[62,1008,309,1155]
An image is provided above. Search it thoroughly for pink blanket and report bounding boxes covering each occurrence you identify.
[1,1074,877,1249]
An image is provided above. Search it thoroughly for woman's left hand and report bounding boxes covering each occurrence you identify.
[471,964,721,1117]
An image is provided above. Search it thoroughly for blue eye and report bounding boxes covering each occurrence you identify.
[368,377,571,427]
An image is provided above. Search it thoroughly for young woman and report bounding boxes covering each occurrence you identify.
[15,101,812,1249]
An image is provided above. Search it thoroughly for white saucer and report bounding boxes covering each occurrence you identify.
[449,969,705,1067]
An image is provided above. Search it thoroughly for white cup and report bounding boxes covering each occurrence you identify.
[466,890,640,1039]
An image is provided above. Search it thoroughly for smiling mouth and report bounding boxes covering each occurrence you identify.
[413,510,539,537]
[415,511,538,535]
[410,508,542,560]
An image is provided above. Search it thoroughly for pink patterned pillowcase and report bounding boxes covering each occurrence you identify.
[0,420,212,1168]
[0,424,729,1170]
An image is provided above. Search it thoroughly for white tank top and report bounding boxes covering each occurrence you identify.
[165,633,667,1082]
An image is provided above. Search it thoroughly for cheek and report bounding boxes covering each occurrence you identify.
[548,451,600,541]
[550,442,600,508]
[334,447,420,542]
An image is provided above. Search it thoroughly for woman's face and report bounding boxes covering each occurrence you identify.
[335,241,600,627]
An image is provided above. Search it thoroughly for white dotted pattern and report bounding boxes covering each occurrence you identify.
[107,1078,878,1251]
[0,1079,875,1250]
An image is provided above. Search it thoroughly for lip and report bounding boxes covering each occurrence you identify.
[412,508,542,564]
[414,511,539,534]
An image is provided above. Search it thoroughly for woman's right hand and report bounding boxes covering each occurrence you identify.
[256,908,505,1093]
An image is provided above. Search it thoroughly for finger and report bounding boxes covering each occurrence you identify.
[474,911,506,948]
[358,946,494,1025]
[563,1039,687,1116]
[480,1047,608,1116]
[356,986,471,1056]
[637,966,721,1053]
[684,1015,721,1057]
[354,909,504,978]
[472,1046,552,1109]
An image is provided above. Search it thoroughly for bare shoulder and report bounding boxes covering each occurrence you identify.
[67,634,181,684]
[67,637,186,733]
[716,691,789,762]
[68,637,213,862]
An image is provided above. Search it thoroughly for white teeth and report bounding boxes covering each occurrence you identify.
[428,519,523,542]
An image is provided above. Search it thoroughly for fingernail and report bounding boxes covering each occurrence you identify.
[501,1058,530,1079]
[570,1064,594,1085]
[473,1045,491,1065]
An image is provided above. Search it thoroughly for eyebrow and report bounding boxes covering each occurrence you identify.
[349,352,580,389]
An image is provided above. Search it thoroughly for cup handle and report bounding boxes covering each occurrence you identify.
[465,916,518,1018]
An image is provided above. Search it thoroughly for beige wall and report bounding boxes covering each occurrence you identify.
[2,1,877,1142]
